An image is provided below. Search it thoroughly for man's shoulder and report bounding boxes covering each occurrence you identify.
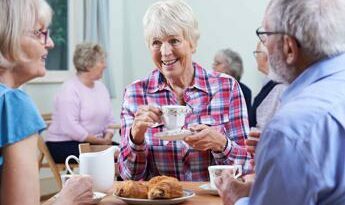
[267,89,345,141]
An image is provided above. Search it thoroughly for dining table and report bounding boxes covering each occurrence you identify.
[45,181,222,205]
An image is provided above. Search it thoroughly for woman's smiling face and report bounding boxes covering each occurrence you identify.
[149,31,194,80]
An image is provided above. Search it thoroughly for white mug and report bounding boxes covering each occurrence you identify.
[65,146,117,192]
[161,105,190,130]
[208,165,242,189]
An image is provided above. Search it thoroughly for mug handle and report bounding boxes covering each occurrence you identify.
[65,155,79,174]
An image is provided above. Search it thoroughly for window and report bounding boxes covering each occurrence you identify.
[46,0,68,71]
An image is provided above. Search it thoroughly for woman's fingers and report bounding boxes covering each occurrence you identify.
[135,106,162,123]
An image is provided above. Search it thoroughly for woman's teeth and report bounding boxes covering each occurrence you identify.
[162,59,178,65]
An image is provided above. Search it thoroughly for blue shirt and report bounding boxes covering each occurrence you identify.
[0,84,46,166]
[236,53,345,205]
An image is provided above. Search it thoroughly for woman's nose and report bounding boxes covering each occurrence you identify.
[160,42,173,56]
[45,36,55,49]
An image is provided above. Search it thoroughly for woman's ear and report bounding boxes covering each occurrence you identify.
[283,35,299,65]
[190,42,196,54]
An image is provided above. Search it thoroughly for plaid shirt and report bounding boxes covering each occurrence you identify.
[119,63,252,181]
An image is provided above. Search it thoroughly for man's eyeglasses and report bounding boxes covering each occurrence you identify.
[32,29,50,45]
[255,27,301,47]
[256,27,286,44]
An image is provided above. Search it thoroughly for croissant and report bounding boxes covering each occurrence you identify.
[114,180,148,199]
[147,175,177,190]
[147,176,183,199]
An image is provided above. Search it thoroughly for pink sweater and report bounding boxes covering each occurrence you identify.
[46,76,115,142]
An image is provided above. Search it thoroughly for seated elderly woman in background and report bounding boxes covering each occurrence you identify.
[0,0,93,204]
[213,48,252,115]
[46,42,115,163]
[119,0,251,181]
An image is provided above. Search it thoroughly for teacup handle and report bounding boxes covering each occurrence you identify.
[65,155,79,174]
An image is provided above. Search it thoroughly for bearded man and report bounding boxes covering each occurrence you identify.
[215,0,345,204]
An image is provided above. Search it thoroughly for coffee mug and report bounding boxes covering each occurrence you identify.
[208,165,242,189]
[65,147,116,192]
[161,105,190,130]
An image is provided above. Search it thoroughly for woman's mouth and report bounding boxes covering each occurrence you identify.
[41,54,47,62]
[162,59,178,66]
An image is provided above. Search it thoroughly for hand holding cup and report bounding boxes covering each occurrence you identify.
[131,105,162,144]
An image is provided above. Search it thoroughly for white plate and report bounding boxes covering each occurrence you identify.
[199,183,219,195]
[154,129,193,141]
[113,189,195,205]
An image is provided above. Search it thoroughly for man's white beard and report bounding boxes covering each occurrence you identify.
[267,45,296,84]
[267,66,286,83]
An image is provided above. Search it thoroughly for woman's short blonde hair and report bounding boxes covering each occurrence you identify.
[0,0,38,67]
[39,0,53,28]
[73,42,105,72]
[143,0,200,51]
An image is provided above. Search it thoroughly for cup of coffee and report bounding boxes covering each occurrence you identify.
[208,165,242,189]
[161,105,190,130]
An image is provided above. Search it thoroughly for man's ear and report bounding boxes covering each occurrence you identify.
[283,35,299,65]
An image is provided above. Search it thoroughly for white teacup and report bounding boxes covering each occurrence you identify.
[208,165,242,189]
[161,105,190,130]
[65,146,117,192]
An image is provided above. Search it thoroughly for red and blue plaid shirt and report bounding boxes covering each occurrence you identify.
[119,63,252,181]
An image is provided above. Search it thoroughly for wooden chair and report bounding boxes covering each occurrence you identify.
[38,113,78,190]
[78,143,120,177]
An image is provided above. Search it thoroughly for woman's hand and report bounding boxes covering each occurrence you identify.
[131,105,162,144]
[54,175,93,205]
[184,124,227,152]
[85,135,113,145]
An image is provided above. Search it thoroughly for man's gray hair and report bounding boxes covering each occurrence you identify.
[266,0,345,59]
[218,48,243,81]
[143,0,200,51]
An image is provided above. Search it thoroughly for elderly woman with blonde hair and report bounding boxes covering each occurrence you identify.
[46,42,115,163]
[0,0,93,204]
[119,0,251,181]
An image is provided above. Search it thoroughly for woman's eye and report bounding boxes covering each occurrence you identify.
[152,40,162,48]
[169,39,180,45]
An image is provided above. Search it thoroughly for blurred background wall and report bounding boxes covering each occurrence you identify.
[24,0,270,128]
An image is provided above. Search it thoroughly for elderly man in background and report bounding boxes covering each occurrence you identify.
[249,42,287,130]
[213,48,252,115]
[216,0,345,204]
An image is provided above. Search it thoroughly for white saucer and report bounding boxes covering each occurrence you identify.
[154,129,193,141]
[199,183,219,195]
[53,191,106,204]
